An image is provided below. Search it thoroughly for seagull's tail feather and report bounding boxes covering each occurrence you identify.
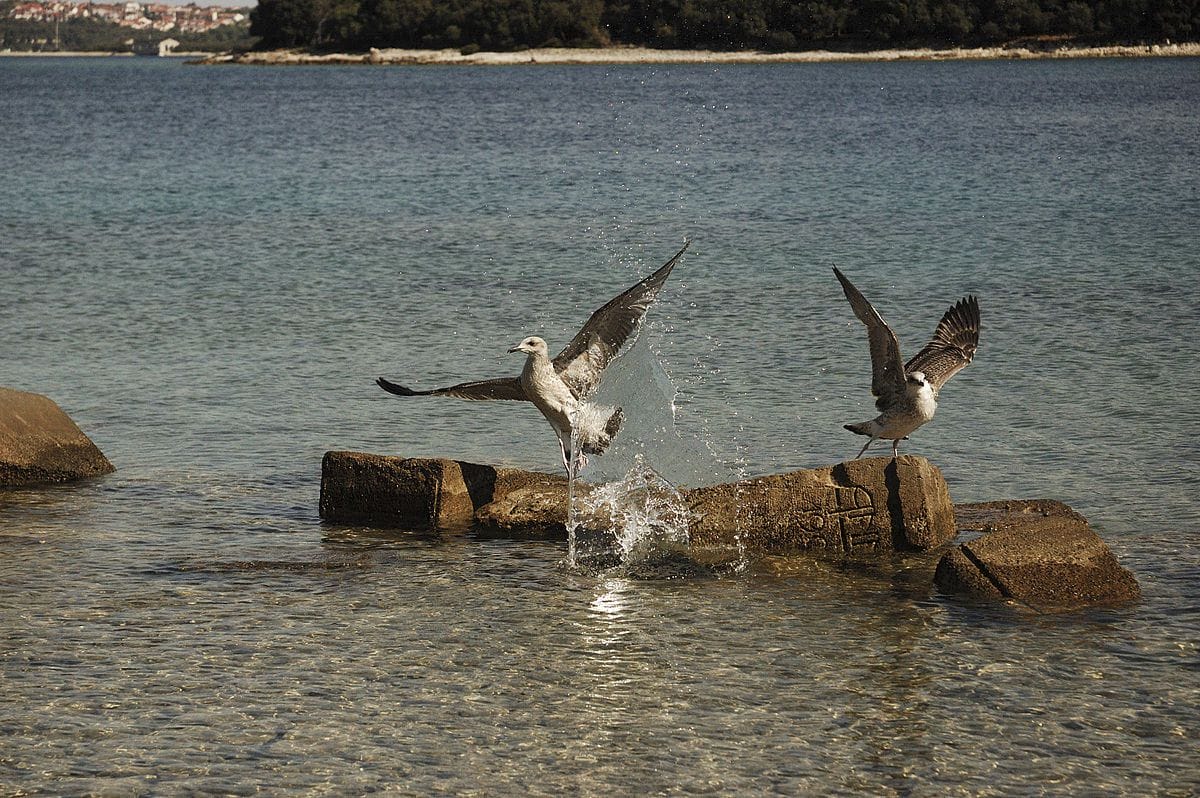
[844,421,874,437]
[577,403,624,456]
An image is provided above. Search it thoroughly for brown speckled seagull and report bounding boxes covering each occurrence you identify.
[377,242,690,473]
[833,266,980,459]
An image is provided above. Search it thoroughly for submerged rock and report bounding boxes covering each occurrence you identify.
[935,500,1140,611]
[0,387,114,487]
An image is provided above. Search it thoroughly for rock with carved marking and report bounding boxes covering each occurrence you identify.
[0,387,114,487]
[685,455,955,555]
[934,500,1140,611]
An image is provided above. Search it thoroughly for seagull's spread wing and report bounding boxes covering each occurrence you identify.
[833,267,907,409]
[553,241,689,398]
[376,376,529,402]
[905,295,980,395]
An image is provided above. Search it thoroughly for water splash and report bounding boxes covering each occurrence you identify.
[566,423,584,565]
[570,453,690,570]
[561,333,744,572]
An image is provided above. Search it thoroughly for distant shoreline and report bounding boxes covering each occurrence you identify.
[0,51,208,58]
[5,42,1199,64]
[203,42,1200,65]
[0,50,135,57]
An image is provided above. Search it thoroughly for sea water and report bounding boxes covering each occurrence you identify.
[2,55,1198,794]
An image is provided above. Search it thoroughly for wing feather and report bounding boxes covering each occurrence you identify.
[833,267,906,409]
[553,241,689,398]
[905,295,980,394]
[376,376,529,402]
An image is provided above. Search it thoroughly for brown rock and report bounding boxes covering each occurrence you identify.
[474,485,570,539]
[318,451,565,529]
[936,500,1140,611]
[933,547,1005,599]
[324,452,958,556]
[953,498,1086,532]
[686,455,956,555]
[0,387,114,486]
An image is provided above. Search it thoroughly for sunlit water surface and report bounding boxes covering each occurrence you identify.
[2,56,1198,794]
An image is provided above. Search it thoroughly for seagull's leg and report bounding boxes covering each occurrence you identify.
[558,437,571,475]
[891,438,900,459]
[855,438,874,459]
[558,432,589,475]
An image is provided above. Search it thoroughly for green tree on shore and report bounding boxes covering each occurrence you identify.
[249,0,1199,52]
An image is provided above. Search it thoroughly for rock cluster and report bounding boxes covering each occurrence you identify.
[320,451,957,554]
[319,451,1141,611]
[1,384,1143,614]
[0,387,114,486]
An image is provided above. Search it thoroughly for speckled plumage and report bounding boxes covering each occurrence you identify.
[377,241,689,472]
[834,267,980,459]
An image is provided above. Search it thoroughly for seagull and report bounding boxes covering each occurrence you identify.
[833,267,980,459]
[377,242,690,473]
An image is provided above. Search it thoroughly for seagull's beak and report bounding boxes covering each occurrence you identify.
[507,344,522,354]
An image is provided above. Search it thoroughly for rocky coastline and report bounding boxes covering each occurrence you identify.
[196,41,1200,66]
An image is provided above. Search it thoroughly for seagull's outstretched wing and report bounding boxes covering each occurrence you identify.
[905,295,980,395]
[553,240,690,398]
[376,376,529,402]
[833,267,906,409]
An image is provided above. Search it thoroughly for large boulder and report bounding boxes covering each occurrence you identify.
[0,387,114,486]
[321,451,958,555]
[935,500,1140,611]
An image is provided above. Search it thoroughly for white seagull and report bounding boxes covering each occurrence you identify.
[833,266,980,459]
[377,242,690,473]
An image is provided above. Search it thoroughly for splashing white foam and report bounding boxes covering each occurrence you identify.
[581,453,690,565]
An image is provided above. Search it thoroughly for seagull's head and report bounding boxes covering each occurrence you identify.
[906,371,930,389]
[508,336,549,357]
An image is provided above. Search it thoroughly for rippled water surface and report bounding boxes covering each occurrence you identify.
[2,56,1198,795]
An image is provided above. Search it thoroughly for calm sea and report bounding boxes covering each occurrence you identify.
[2,55,1198,795]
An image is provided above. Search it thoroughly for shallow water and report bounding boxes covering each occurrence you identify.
[2,56,1199,794]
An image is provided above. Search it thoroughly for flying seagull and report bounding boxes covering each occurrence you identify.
[377,241,690,473]
[833,267,980,459]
